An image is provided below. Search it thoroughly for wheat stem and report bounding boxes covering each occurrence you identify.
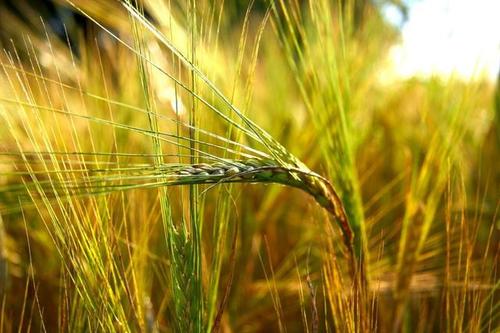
[4,156,356,257]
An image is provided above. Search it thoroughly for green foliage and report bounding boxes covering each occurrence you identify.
[0,0,497,332]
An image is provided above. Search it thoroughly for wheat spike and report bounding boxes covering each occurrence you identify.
[1,156,353,253]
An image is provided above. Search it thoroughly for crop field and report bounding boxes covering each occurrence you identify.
[0,0,498,332]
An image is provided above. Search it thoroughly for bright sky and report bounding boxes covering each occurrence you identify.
[382,0,500,81]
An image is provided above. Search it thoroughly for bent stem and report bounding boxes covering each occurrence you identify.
[171,158,364,285]
[3,154,363,282]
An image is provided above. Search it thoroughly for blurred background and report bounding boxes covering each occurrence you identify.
[0,0,498,332]
[2,0,499,81]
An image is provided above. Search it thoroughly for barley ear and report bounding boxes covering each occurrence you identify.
[173,159,356,261]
